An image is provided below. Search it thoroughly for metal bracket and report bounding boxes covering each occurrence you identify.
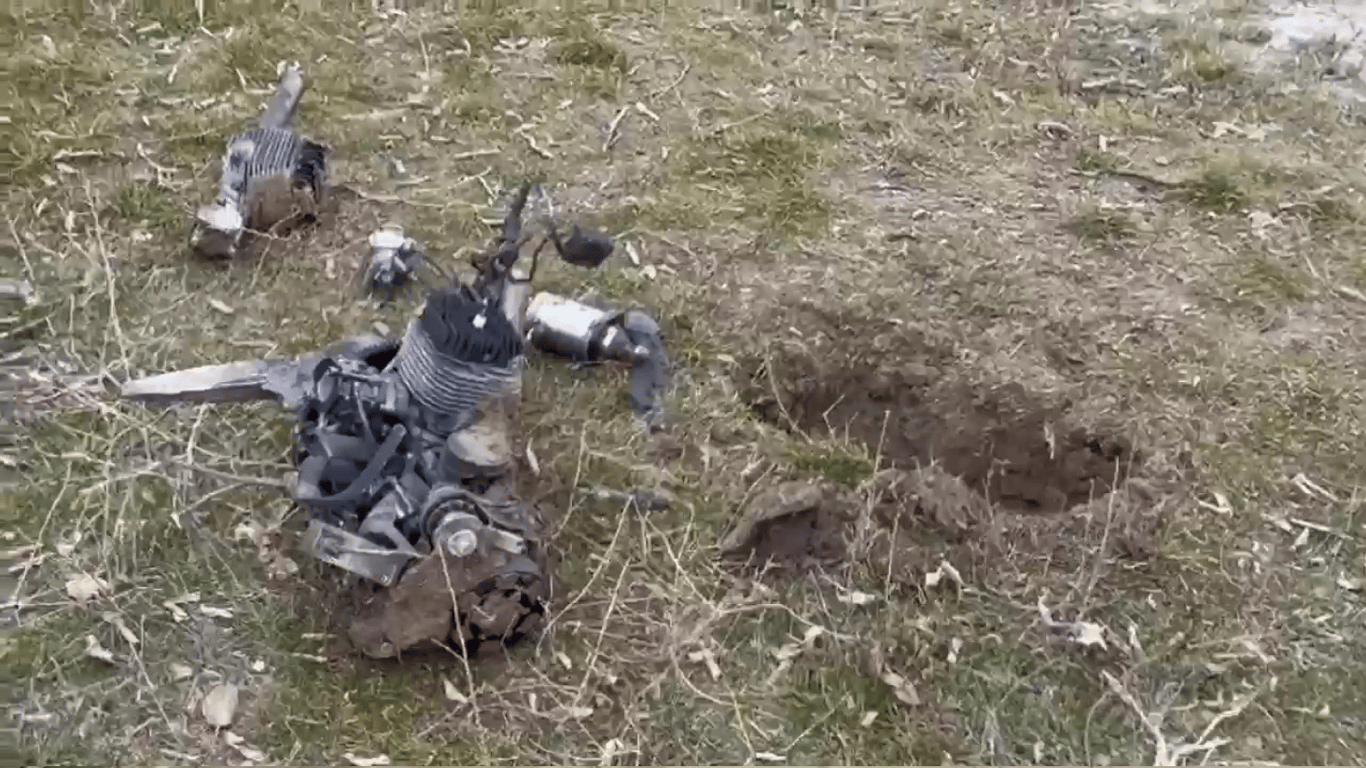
[301,519,416,588]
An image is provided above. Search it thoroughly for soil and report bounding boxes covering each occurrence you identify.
[718,480,858,567]
[726,321,1166,580]
[743,355,1141,514]
[720,467,1170,586]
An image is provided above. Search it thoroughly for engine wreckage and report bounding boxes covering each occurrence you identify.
[122,183,669,659]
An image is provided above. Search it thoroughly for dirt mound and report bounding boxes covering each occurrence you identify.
[728,338,1165,583]
[867,466,1171,585]
[742,358,1140,514]
[718,469,1171,586]
[718,480,858,568]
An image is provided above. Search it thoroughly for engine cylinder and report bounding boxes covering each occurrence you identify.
[392,287,524,435]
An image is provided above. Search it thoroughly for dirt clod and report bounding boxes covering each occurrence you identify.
[719,479,859,567]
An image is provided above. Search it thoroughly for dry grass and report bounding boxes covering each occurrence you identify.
[4,0,1366,765]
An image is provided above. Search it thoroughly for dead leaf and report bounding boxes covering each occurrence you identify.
[170,663,193,681]
[687,647,722,680]
[880,669,921,706]
[342,752,391,767]
[65,572,111,604]
[869,643,920,707]
[234,522,261,543]
[1197,492,1233,514]
[924,560,963,589]
[1247,210,1277,240]
[208,298,234,315]
[772,625,824,662]
[1037,596,1108,650]
[223,731,265,762]
[100,612,140,646]
[600,738,626,766]
[1072,622,1107,648]
[947,637,962,664]
[564,706,594,720]
[263,551,300,580]
[200,605,234,619]
[442,678,468,704]
[625,241,642,266]
[163,592,199,622]
[201,682,239,728]
[755,752,786,762]
[837,589,877,606]
[526,443,541,476]
[84,634,116,665]
[860,711,878,727]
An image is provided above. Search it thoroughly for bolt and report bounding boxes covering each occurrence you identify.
[445,529,478,557]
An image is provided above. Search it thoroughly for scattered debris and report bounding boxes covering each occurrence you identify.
[359,224,423,301]
[836,588,878,606]
[191,64,328,260]
[162,592,200,622]
[599,738,627,766]
[1037,597,1108,650]
[123,186,598,659]
[236,520,300,580]
[547,221,615,268]
[1292,472,1340,503]
[525,292,671,428]
[687,647,723,680]
[579,485,673,512]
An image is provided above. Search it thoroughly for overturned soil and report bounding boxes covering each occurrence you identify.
[725,329,1167,581]
[718,480,858,568]
[720,467,1172,586]
[742,356,1142,515]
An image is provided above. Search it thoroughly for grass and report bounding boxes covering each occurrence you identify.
[5,0,1366,765]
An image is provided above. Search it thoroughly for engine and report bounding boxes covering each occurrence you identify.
[293,284,547,658]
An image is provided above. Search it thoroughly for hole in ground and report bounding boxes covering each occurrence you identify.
[741,357,1142,514]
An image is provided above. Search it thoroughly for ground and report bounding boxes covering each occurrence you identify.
[3,0,1366,765]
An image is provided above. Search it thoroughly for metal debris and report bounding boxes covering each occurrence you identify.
[191,63,329,260]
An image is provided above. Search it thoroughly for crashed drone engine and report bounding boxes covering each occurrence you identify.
[128,188,550,658]
[125,182,671,659]
[191,64,329,260]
